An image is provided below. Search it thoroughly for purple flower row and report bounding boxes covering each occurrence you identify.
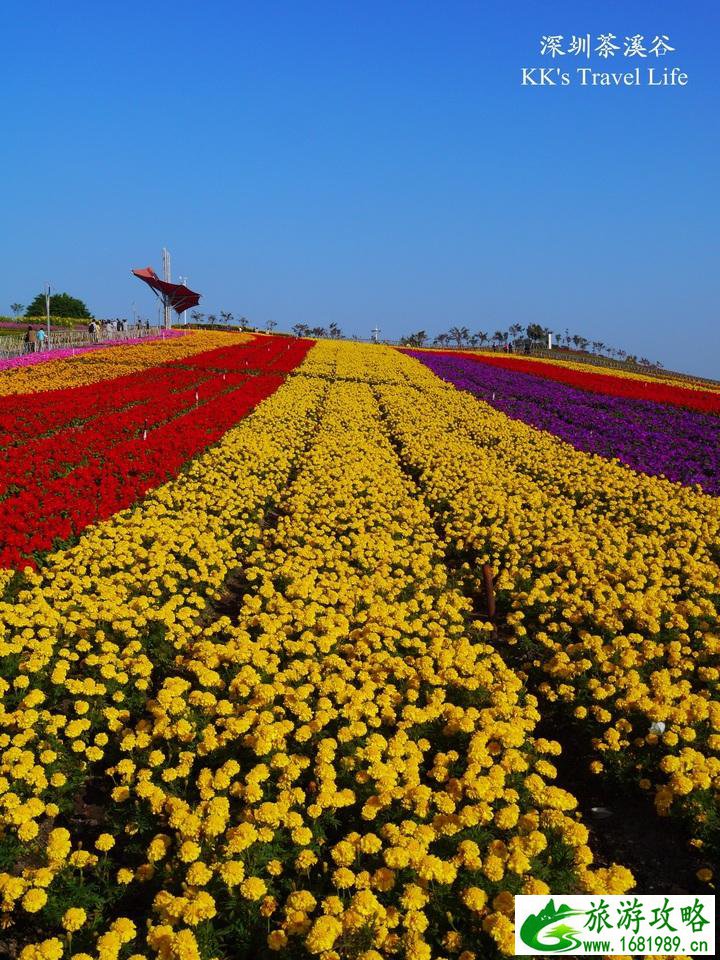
[406,350,720,495]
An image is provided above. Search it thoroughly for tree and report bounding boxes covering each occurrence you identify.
[309,326,327,337]
[491,330,504,346]
[207,314,217,325]
[10,303,23,317]
[400,330,428,347]
[292,323,310,337]
[26,291,92,319]
[434,333,450,347]
[220,311,234,325]
[509,323,523,342]
[328,322,342,339]
[449,326,470,347]
[265,319,277,332]
[475,331,489,348]
[526,323,545,343]
[190,310,204,324]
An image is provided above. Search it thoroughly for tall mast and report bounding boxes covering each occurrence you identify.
[162,247,172,329]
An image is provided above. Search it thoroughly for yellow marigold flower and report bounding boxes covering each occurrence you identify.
[305,916,343,954]
[179,840,201,863]
[332,867,355,889]
[219,861,245,887]
[46,827,71,862]
[240,876,267,900]
[22,888,48,913]
[183,891,216,925]
[462,887,488,912]
[268,930,288,950]
[62,907,87,931]
[95,833,115,852]
[186,861,213,886]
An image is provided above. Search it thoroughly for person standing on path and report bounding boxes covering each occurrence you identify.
[36,328,47,351]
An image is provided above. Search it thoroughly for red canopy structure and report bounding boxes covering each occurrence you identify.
[132,267,201,324]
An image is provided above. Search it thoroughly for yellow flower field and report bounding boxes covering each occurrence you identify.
[1,337,716,959]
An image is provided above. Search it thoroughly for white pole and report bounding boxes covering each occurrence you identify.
[548,331,552,350]
[45,282,51,346]
[162,247,172,329]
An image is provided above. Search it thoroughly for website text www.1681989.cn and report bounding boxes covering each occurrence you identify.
[521,66,688,86]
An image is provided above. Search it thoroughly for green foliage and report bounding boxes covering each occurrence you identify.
[526,322,547,342]
[25,292,93,319]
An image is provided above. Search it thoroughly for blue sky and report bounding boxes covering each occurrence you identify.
[2,0,718,376]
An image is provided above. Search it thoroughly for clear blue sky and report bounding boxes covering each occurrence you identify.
[2,0,718,376]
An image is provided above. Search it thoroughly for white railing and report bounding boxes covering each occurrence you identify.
[0,325,163,361]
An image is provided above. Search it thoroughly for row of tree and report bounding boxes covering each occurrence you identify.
[398,324,662,368]
[9,299,661,368]
[291,322,343,338]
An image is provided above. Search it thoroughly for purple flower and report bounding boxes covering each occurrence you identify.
[406,351,720,496]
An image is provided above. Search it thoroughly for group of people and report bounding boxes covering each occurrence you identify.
[23,326,48,352]
[22,316,154,353]
[87,318,151,341]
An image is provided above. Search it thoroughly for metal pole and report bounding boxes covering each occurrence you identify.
[46,282,51,346]
[162,247,172,329]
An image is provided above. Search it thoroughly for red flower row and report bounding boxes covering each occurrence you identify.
[0,373,247,496]
[434,352,720,416]
[0,336,314,569]
[0,334,312,449]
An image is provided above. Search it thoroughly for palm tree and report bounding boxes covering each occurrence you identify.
[207,314,217,326]
[475,331,489,348]
[509,323,523,342]
[492,330,504,346]
[400,330,427,347]
[328,322,342,338]
[448,326,470,347]
[220,311,233,326]
[10,303,23,318]
[265,319,277,332]
[190,310,204,324]
[434,333,450,346]
[292,323,310,337]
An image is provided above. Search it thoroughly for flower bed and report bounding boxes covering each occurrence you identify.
[3,340,717,959]
[381,349,720,860]
[0,337,313,568]
[429,350,720,415]
[405,349,720,494]
[0,331,187,373]
[0,331,252,396]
